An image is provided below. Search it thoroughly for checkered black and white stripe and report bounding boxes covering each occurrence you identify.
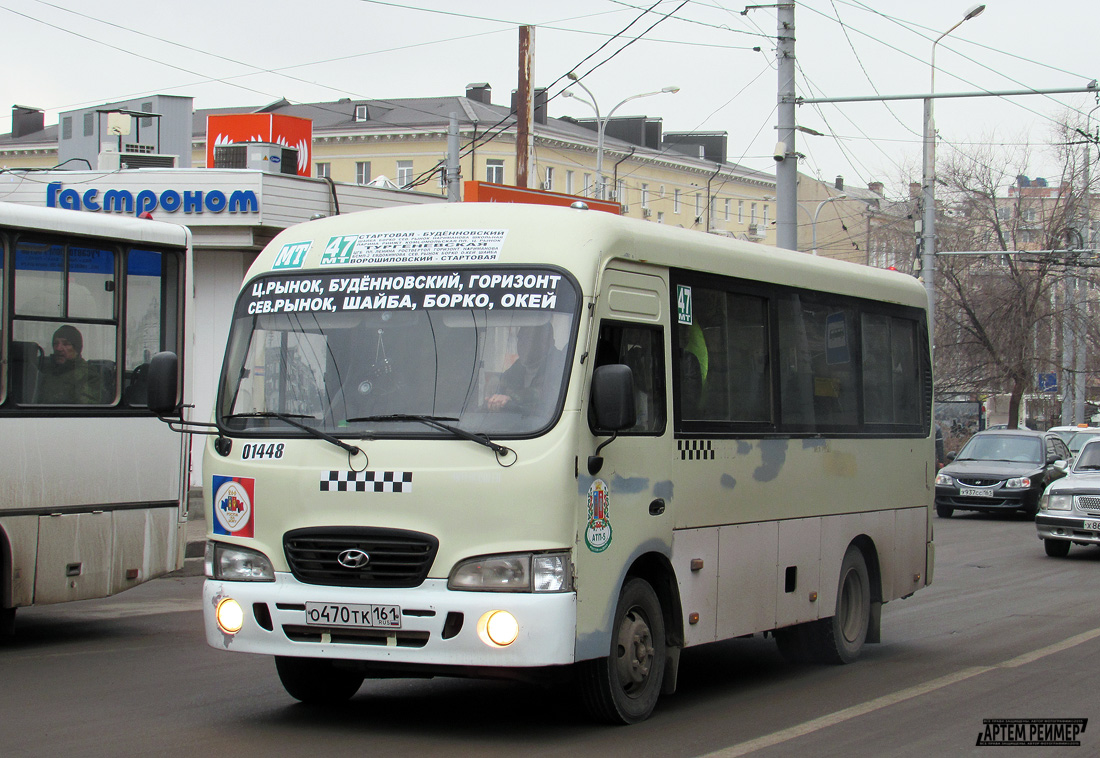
[320,470,413,493]
[678,439,715,461]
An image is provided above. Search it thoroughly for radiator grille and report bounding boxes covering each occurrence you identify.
[284,527,438,588]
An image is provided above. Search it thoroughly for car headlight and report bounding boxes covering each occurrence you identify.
[1004,476,1031,489]
[448,552,573,592]
[1044,493,1074,511]
[205,541,275,581]
[935,473,954,486]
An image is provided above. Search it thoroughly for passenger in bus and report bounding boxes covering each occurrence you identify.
[36,325,103,405]
[486,322,562,414]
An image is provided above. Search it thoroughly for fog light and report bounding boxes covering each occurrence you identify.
[216,597,244,634]
[477,610,519,647]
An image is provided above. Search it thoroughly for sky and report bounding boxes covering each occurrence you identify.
[0,0,1095,198]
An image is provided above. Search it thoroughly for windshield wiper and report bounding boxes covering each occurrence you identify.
[224,412,361,456]
[348,413,512,457]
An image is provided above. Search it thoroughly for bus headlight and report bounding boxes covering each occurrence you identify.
[448,551,573,592]
[206,542,275,582]
[1044,493,1073,511]
[477,610,520,647]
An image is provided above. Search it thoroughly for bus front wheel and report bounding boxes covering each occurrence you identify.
[275,656,364,704]
[579,577,666,724]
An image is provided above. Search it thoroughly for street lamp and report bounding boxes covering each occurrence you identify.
[922,4,985,340]
[812,194,847,256]
[563,73,679,201]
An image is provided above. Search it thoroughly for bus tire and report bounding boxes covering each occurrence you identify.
[579,577,666,724]
[0,606,14,638]
[274,656,364,704]
[803,546,870,664]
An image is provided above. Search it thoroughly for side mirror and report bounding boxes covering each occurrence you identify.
[591,364,636,432]
[147,351,179,416]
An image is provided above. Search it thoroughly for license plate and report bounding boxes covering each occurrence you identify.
[304,602,402,629]
[1085,520,1100,531]
[960,487,995,498]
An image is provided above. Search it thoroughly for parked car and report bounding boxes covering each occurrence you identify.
[1036,436,1100,557]
[1047,424,1090,445]
[1066,428,1100,461]
[934,429,1070,518]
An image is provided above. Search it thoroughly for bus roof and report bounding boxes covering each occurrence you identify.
[254,202,928,310]
[0,201,191,248]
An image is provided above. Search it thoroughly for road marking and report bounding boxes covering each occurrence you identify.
[697,627,1100,758]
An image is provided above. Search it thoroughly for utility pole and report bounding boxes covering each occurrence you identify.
[515,25,534,189]
[775,2,798,251]
[446,113,461,202]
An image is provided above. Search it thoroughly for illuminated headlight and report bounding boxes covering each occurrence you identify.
[1044,493,1074,511]
[1004,477,1031,489]
[205,541,275,582]
[477,610,520,647]
[448,552,573,592]
[215,597,245,634]
[935,473,954,486]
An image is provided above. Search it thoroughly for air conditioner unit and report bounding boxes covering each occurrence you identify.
[642,207,652,217]
[213,142,299,175]
[747,224,765,239]
[98,151,178,170]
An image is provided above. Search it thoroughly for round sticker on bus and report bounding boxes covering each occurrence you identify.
[213,475,255,538]
[585,479,613,553]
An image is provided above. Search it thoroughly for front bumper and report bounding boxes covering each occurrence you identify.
[1036,513,1100,545]
[203,575,578,670]
[935,487,1035,511]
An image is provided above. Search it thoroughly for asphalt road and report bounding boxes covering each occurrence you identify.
[1,510,1096,757]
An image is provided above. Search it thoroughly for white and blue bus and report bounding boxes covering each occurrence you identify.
[0,202,191,634]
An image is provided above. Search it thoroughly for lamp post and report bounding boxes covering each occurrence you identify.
[811,194,847,255]
[922,4,985,340]
[563,73,679,201]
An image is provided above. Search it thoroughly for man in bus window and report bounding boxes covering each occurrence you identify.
[36,325,103,405]
[487,322,562,414]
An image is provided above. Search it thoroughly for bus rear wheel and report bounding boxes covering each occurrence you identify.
[781,546,870,665]
[274,656,364,704]
[0,606,14,638]
[579,577,666,724]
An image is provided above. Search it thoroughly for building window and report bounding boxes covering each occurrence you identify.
[83,112,94,137]
[617,180,626,205]
[763,205,769,228]
[486,159,505,184]
[641,184,649,209]
[584,174,592,197]
[566,170,574,195]
[355,104,368,122]
[545,166,554,192]
[315,162,330,178]
[751,203,758,226]
[397,160,414,187]
[724,199,730,221]
[657,211,664,224]
[356,161,371,185]
[62,116,72,140]
[996,207,1010,221]
[674,189,681,214]
[141,102,153,128]
[738,200,744,223]
[695,193,701,218]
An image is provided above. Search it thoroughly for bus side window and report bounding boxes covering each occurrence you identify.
[593,323,665,435]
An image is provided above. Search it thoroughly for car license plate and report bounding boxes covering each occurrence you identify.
[960,487,995,498]
[1084,520,1100,531]
[304,602,402,629]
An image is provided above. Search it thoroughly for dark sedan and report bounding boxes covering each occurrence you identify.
[934,429,1070,518]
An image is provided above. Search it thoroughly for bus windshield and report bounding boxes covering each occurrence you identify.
[219,267,579,437]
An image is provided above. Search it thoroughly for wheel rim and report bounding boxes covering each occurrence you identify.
[614,606,655,695]
[838,567,867,643]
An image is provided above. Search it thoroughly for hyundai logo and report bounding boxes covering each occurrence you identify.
[337,549,370,569]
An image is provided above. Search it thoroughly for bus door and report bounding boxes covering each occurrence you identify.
[575,265,673,651]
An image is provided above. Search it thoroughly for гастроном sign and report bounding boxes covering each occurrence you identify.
[46,181,259,217]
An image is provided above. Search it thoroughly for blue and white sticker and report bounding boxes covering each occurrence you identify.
[585,479,612,552]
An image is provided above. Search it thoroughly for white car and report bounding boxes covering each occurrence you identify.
[1036,436,1100,557]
